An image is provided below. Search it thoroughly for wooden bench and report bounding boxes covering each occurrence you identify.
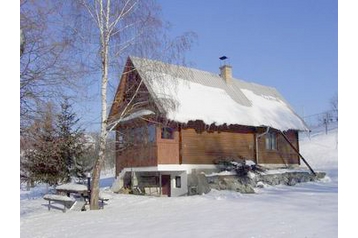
[43,194,76,213]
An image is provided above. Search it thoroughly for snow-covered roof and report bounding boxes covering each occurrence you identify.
[129,56,309,131]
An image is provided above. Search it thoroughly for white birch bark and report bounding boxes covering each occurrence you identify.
[90,0,110,210]
[88,0,136,210]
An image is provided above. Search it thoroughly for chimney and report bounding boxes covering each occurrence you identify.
[220,64,232,84]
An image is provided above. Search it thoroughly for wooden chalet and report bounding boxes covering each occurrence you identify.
[108,56,310,197]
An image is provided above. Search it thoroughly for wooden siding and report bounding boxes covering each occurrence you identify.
[156,127,180,164]
[116,144,157,173]
[108,58,159,128]
[115,122,301,176]
[108,62,130,122]
[257,130,300,164]
[181,128,255,164]
[115,125,180,174]
[115,124,158,174]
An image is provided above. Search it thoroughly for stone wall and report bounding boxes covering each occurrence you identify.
[205,171,326,194]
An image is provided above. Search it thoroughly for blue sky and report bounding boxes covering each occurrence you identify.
[23,0,337,132]
[158,0,337,118]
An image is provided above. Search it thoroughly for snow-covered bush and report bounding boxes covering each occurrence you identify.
[213,156,257,176]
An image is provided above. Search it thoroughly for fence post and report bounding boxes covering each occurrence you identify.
[87,173,91,203]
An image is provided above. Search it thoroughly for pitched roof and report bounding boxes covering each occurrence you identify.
[119,56,308,131]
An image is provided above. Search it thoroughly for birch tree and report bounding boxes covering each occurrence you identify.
[76,0,195,209]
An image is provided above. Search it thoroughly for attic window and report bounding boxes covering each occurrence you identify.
[161,127,174,139]
[265,132,277,150]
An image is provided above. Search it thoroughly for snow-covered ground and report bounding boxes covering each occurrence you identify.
[20,127,338,238]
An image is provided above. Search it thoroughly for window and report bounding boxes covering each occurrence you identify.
[148,124,156,143]
[118,135,125,149]
[265,132,277,150]
[119,124,156,147]
[161,127,174,139]
[175,176,181,188]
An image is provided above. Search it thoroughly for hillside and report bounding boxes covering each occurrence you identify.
[300,123,338,181]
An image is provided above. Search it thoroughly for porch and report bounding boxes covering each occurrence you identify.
[120,170,188,197]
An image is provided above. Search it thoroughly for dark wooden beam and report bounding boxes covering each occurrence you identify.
[178,124,183,165]
[279,131,316,176]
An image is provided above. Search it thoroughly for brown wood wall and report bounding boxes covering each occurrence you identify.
[257,130,300,164]
[156,127,180,164]
[115,125,180,175]
[181,128,255,164]
[115,122,301,176]
[115,126,158,174]
[116,144,157,174]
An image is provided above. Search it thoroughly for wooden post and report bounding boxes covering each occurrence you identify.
[159,172,162,196]
[87,173,91,203]
[279,131,316,176]
[178,124,183,165]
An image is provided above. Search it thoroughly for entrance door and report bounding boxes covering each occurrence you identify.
[161,175,171,197]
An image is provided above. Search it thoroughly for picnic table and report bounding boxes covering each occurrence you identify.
[43,183,110,211]
[56,183,89,198]
[42,183,89,212]
[43,194,76,212]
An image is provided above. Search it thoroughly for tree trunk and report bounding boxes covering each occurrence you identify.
[90,55,109,209]
[90,108,108,209]
[90,1,110,209]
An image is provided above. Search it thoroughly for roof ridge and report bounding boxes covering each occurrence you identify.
[129,55,220,77]
[129,55,276,89]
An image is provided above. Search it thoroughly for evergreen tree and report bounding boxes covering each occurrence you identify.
[73,139,96,183]
[21,99,95,186]
[22,103,66,186]
[56,98,88,182]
